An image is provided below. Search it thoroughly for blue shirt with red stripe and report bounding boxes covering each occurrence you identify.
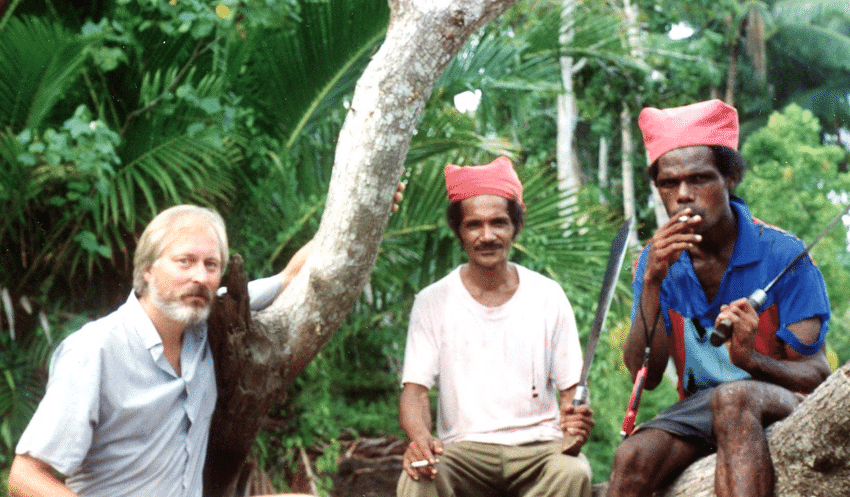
[631,197,830,399]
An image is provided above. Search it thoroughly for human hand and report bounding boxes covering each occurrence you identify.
[560,404,595,448]
[391,175,406,214]
[644,209,703,285]
[717,297,760,369]
[402,435,443,480]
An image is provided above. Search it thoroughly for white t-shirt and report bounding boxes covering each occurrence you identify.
[401,263,582,446]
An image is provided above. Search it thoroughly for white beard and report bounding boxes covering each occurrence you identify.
[149,279,212,327]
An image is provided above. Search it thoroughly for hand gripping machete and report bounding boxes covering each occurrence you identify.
[562,219,632,455]
[709,201,850,346]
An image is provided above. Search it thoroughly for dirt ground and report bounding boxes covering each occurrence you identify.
[281,436,405,497]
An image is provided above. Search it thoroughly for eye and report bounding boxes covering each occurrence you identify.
[205,260,220,271]
[691,174,714,185]
[656,178,677,189]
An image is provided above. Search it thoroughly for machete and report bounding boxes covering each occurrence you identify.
[562,218,632,455]
[710,201,850,346]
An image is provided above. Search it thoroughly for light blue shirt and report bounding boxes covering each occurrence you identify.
[16,274,283,496]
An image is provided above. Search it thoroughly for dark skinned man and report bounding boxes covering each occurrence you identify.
[606,100,831,497]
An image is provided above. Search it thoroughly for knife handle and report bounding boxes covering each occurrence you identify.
[561,386,587,455]
[620,365,647,437]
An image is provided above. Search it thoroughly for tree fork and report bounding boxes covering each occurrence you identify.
[201,2,521,495]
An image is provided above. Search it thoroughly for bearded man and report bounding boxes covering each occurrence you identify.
[8,205,314,497]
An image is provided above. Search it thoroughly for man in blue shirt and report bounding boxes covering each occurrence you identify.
[7,181,404,496]
[606,100,831,497]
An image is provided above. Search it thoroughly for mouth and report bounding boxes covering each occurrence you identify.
[181,286,213,306]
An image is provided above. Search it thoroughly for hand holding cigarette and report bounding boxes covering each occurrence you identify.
[410,458,440,468]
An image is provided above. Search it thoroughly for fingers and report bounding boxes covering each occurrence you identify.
[644,210,703,283]
[560,405,595,439]
[402,437,440,480]
[715,298,757,330]
[391,181,405,213]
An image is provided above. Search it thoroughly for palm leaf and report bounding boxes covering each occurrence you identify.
[0,16,91,131]
[238,0,389,148]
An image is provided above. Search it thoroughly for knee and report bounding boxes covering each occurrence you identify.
[610,438,654,481]
[710,382,759,428]
[397,471,438,497]
[549,453,592,483]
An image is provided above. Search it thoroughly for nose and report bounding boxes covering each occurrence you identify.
[481,223,497,241]
[676,180,693,202]
[191,263,213,284]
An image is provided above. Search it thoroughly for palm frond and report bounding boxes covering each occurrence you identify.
[771,24,850,74]
[237,0,389,148]
[0,16,92,131]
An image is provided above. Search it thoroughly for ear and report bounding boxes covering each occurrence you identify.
[726,174,740,193]
[513,219,525,240]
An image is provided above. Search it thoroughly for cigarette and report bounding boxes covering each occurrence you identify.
[411,459,439,468]
[678,215,689,223]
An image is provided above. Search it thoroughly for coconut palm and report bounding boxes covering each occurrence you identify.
[767,0,850,138]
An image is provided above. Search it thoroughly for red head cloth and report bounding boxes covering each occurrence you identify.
[638,99,739,165]
[444,156,525,210]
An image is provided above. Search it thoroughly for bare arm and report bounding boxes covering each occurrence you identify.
[8,454,77,497]
[719,300,830,393]
[399,382,442,480]
[626,211,702,389]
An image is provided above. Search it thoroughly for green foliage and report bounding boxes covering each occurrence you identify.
[5,0,850,492]
[739,104,850,362]
[0,333,47,468]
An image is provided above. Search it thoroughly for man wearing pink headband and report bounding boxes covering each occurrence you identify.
[607,100,830,497]
[396,157,595,497]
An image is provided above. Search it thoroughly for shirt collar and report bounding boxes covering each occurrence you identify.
[122,292,207,350]
[728,196,762,269]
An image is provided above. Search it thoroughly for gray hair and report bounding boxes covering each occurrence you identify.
[132,205,229,296]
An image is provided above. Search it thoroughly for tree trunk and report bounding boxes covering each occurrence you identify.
[557,0,585,208]
[620,103,637,245]
[619,0,641,245]
[662,360,850,496]
[203,1,520,495]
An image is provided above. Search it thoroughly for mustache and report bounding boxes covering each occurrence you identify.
[475,242,504,251]
[180,284,214,302]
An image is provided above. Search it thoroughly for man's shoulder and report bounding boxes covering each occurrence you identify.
[515,264,564,292]
[749,218,807,262]
[57,302,136,356]
[416,266,462,298]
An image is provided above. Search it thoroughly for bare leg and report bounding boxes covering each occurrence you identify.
[711,380,800,497]
[607,428,702,497]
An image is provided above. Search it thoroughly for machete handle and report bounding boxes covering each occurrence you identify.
[709,289,767,347]
[561,386,587,455]
[619,365,647,437]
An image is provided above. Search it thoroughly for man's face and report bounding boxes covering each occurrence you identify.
[654,145,735,234]
[145,224,223,326]
[458,195,517,269]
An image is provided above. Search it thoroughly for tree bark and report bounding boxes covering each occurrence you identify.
[659,360,850,496]
[557,0,585,208]
[203,1,520,495]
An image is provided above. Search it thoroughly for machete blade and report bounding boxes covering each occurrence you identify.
[577,218,632,402]
[561,218,631,455]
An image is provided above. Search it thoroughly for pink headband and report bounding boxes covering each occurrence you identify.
[638,99,739,164]
[444,156,525,210]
